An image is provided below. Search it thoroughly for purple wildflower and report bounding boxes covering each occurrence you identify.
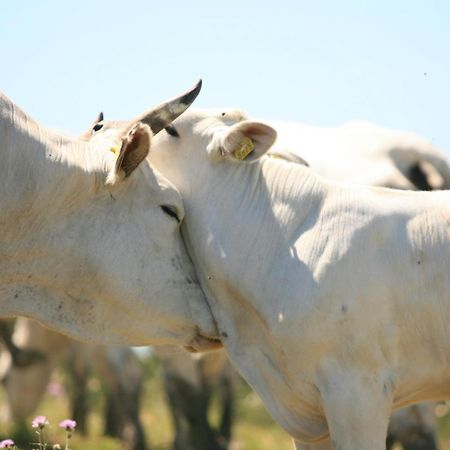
[59,419,77,431]
[32,415,49,429]
[0,439,14,449]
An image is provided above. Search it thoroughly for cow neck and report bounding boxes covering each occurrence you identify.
[180,156,327,319]
[0,93,100,221]
[0,94,106,299]
[178,157,329,438]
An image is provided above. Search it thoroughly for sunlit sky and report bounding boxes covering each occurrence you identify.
[1,1,450,155]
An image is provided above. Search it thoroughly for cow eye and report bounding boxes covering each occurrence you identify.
[160,205,180,223]
[92,123,104,133]
[165,124,179,138]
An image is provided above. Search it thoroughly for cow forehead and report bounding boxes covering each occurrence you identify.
[167,109,247,138]
[93,109,248,143]
[88,126,123,155]
[188,108,247,124]
[150,108,246,131]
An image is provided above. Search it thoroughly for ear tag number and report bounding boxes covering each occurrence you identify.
[233,137,254,160]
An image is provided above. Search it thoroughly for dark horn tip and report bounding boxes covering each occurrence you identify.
[181,79,203,106]
[195,78,202,93]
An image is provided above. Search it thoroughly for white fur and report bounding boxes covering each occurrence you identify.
[268,119,450,189]
[0,92,217,349]
[143,110,450,449]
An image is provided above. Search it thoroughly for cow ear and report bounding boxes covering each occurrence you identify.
[213,121,277,162]
[106,122,152,185]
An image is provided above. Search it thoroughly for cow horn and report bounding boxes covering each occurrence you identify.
[131,79,202,135]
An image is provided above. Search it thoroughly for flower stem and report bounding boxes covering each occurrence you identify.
[64,432,72,450]
[36,428,47,450]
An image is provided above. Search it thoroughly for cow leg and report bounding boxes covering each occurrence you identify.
[96,347,148,450]
[385,432,396,450]
[218,371,234,444]
[318,370,391,450]
[293,438,332,450]
[104,388,124,438]
[67,364,89,435]
[388,404,438,450]
[111,378,148,450]
[402,433,438,450]
[163,372,222,450]
[66,346,90,435]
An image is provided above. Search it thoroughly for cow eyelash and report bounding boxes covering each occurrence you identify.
[165,125,180,138]
[160,205,180,223]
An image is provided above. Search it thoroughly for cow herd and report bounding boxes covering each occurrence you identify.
[1,80,450,450]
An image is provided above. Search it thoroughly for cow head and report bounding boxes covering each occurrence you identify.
[90,109,277,192]
[1,81,220,351]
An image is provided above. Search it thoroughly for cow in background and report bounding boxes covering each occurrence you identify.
[0,317,235,450]
[268,119,449,191]
[154,346,235,450]
[0,319,44,367]
[0,318,147,450]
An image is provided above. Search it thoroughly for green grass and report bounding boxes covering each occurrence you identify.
[1,355,450,450]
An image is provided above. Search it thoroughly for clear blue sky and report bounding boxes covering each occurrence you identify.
[1,1,450,155]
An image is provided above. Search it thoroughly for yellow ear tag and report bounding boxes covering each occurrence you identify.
[109,145,120,155]
[233,137,254,160]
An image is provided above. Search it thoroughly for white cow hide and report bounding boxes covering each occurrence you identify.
[95,109,450,449]
[0,87,218,350]
[268,119,450,191]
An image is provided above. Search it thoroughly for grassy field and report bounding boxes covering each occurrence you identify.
[1,354,450,450]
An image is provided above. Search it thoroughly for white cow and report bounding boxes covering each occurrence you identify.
[268,119,450,191]
[142,119,448,450]
[94,108,450,450]
[151,119,449,450]
[0,318,147,450]
[0,83,219,350]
